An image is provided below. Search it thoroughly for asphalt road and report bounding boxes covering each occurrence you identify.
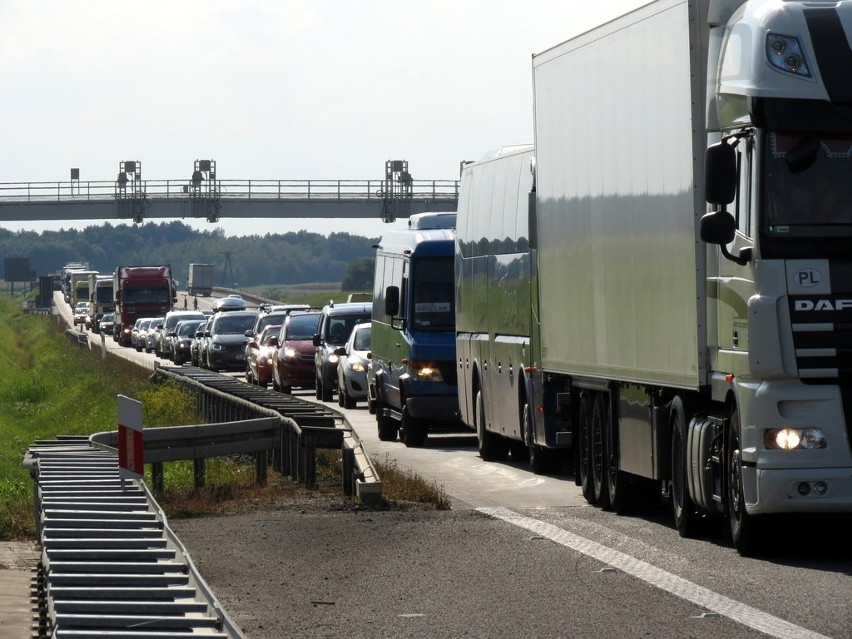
[58,295,852,638]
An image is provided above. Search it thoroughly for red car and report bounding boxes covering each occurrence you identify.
[245,324,281,388]
[272,311,320,394]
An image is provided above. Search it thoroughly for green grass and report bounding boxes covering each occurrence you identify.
[0,293,202,539]
[245,284,371,308]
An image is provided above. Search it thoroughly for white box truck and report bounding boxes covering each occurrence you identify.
[187,263,214,297]
[457,0,852,554]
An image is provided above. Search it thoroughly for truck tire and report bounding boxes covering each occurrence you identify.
[591,393,610,509]
[578,394,595,503]
[727,409,761,555]
[604,392,628,513]
[671,396,699,537]
[400,405,427,448]
[476,390,508,462]
[375,395,398,442]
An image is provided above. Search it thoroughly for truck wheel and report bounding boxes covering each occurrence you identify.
[727,410,761,555]
[578,394,596,503]
[671,396,698,537]
[476,390,508,461]
[591,393,610,509]
[400,406,427,447]
[375,395,398,442]
[604,393,628,513]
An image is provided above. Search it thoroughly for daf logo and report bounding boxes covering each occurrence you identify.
[794,268,822,288]
[795,299,852,311]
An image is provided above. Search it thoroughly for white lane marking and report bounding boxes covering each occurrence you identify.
[478,507,831,639]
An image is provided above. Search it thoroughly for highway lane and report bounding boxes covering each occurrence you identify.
[56,294,852,638]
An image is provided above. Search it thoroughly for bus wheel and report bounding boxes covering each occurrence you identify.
[525,402,555,474]
[727,410,762,555]
[605,393,628,513]
[476,390,508,461]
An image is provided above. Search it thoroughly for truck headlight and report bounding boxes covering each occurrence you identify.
[766,33,811,78]
[765,428,826,450]
[409,361,443,382]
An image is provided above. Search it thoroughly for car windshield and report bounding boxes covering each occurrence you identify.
[326,314,371,346]
[286,314,320,341]
[353,328,371,350]
[215,315,257,334]
[178,321,203,336]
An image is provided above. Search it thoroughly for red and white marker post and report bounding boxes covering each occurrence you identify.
[118,395,144,486]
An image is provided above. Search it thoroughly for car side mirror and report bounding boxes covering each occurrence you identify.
[334,346,346,356]
[312,334,321,347]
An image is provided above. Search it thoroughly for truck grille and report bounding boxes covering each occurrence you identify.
[789,296,852,379]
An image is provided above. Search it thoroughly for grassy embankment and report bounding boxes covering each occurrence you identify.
[0,293,447,540]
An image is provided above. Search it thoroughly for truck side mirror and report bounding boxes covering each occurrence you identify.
[704,142,737,206]
[385,285,400,317]
[699,210,736,245]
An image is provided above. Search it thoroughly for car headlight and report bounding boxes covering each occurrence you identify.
[765,428,826,450]
[351,362,366,373]
[328,353,339,364]
[212,344,223,351]
[284,347,297,359]
[408,360,443,382]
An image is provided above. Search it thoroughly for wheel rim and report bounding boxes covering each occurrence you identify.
[729,431,744,525]
[579,400,592,489]
[592,402,605,496]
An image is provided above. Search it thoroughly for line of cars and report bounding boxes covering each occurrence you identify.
[124,297,374,409]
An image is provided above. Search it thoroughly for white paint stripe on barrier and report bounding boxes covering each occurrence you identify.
[478,506,830,639]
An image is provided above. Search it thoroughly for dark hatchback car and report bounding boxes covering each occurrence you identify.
[170,319,206,365]
[203,310,259,371]
[272,311,320,394]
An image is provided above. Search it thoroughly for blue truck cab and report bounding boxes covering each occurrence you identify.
[368,212,460,447]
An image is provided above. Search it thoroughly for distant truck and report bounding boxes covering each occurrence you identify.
[88,274,114,328]
[368,212,459,447]
[187,263,214,297]
[69,270,97,308]
[458,0,852,554]
[113,265,177,346]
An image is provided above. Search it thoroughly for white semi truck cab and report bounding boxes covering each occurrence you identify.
[701,0,852,531]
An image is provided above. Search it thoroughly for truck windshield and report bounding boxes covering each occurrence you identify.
[411,257,454,330]
[764,132,852,235]
[123,287,172,305]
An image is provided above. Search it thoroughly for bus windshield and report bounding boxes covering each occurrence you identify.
[411,257,454,330]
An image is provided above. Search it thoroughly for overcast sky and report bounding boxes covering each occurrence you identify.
[1,0,646,238]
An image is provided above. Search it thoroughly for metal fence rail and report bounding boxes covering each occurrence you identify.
[23,438,245,639]
[0,178,459,203]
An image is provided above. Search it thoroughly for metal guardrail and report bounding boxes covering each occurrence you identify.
[151,363,382,503]
[23,438,245,638]
[0,178,459,203]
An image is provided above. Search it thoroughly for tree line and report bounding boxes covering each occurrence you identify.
[0,221,378,290]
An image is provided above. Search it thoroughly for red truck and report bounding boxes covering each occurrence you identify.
[113,265,177,346]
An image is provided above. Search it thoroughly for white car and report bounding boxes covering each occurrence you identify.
[336,322,371,408]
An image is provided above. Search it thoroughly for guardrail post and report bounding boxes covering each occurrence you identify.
[256,451,268,486]
[194,458,206,488]
[342,447,355,496]
[152,462,164,492]
[301,435,316,488]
